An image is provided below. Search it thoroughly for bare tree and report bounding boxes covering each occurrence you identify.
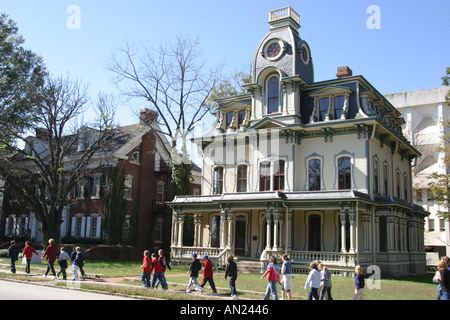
[107,35,223,195]
[0,76,115,240]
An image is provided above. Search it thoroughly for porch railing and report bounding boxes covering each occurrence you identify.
[171,246,231,269]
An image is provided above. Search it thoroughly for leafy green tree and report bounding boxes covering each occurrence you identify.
[0,13,46,143]
[427,68,450,219]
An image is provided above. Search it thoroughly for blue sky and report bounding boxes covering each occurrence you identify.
[1,0,449,127]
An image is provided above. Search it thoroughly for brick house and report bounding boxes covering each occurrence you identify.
[1,108,200,252]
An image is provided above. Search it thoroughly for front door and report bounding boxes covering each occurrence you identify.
[234,216,246,256]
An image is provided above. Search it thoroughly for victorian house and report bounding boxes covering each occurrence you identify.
[1,109,192,253]
[168,7,429,276]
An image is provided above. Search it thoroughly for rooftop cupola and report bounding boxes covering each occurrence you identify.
[268,6,301,30]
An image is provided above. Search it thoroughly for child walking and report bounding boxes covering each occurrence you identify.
[353,265,365,300]
[186,253,202,293]
[42,239,58,279]
[260,255,281,300]
[304,261,321,300]
[57,247,71,280]
[280,254,293,300]
[151,252,168,290]
[140,250,152,288]
[225,255,238,299]
[22,241,38,274]
[8,240,19,274]
[199,255,217,294]
[155,249,171,289]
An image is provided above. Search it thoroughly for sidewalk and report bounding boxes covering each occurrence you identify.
[0,263,255,300]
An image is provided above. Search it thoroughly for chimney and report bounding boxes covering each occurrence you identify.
[140,108,159,125]
[336,66,353,78]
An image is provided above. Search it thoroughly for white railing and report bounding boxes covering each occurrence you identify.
[269,7,300,24]
[171,246,231,269]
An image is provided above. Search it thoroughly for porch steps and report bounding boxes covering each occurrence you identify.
[235,257,262,274]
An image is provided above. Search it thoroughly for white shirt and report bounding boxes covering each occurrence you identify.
[304,268,321,289]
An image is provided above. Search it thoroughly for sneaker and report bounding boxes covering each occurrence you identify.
[232,295,237,300]
[199,287,204,295]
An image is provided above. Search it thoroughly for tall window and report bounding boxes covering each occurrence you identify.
[213,167,224,195]
[267,76,279,114]
[338,157,351,190]
[238,110,246,127]
[236,165,247,192]
[334,95,345,119]
[226,112,234,128]
[259,161,271,191]
[396,170,400,198]
[383,164,388,196]
[319,98,329,121]
[308,159,321,191]
[273,160,285,191]
[373,159,379,194]
[403,174,408,200]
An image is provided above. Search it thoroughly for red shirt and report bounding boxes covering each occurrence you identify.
[202,259,213,277]
[151,257,162,273]
[142,256,152,273]
[22,245,38,259]
[43,245,58,261]
[266,263,280,282]
[159,256,169,272]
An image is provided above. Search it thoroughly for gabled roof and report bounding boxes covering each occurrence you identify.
[246,116,288,131]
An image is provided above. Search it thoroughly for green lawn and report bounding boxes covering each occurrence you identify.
[0,259,439,300]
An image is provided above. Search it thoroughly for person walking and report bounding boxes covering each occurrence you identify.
[225,255,238,299]
[437,257,450,300]
[260,255,281,300]
[304,261,321,300]
[318,263,333,300]
[155,249,171,289]
[151,252,168,290]
[42,239,58,279]
[186,253,202,293]
[199,255,217,294]
[353,265,365,300]
[140,250,152,288]
[57,247,71,280]
[8,240,19,274]
[280,254,293,300]
[22,241,38,274]
[73,247,86,281]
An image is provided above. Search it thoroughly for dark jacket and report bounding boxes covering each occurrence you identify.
[188,258,202,277]
[355,273,365,290]
[225,261,238,279]
[74,252,85,267]
[8,245,19,261]
[439,269,450,292]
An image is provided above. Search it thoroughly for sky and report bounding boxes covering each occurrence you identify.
[1,0,449,128]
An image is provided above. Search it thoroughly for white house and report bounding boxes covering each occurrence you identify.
[168,7,429,276]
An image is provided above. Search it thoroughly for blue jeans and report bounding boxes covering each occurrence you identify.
[151,272,167,290]
[10,258,17,273]
[141,272,151,288]
[308,287,319,300]
[263,281,278,300]
[229,277,237,295]
[440,290,449,300]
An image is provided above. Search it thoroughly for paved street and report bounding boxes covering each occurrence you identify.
[0,279,136,300]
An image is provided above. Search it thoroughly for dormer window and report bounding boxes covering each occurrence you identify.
[267,76,279,114]
[130,151,139,164]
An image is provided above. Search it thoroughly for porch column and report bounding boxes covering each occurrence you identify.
[273,211,279,251]
[265,212,272,250]
[227,213,233,249]
[220,212,227,249]
[348,211,356,253]
[177,213,185,247]
[193,215,202,247]
[278,214,284,250]
[285,209,292,252]
[362,214,371,252]
[387,215,395,252]
[171,212,178,246]
[339,212,347,253]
